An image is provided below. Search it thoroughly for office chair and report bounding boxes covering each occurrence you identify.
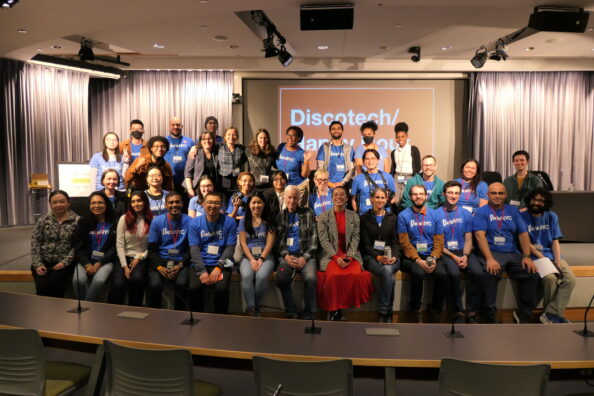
[481,171,502,185]
[531,170,554,191]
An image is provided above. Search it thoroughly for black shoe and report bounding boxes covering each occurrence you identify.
[513,310,531,324]
[328,310,345,321]
[301,312,314,321]
[378,313,387,323]
[453,313,466,324]
[485,312,497,324]
[427,308,442,323]
[246,308,259,317]
[466,313,479,324]
[410,310,422,323]
[385,313,393,323]
[285,312,298,319]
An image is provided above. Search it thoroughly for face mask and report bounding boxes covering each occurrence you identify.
[363,136,374,145]
[131,131,143,140]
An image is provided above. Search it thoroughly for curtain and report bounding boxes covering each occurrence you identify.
[0,58,90,226]
[89,70,233,148]
[468,72,594,191]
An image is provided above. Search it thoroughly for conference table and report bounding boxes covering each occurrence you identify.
[0,292,593,395]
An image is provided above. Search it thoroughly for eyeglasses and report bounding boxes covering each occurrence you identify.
[316,178,329,183]
[152,145,167,149]
[445,191,461,195]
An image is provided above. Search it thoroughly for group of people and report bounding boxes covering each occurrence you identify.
[30,116,575,324]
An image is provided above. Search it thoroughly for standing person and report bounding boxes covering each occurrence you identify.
[360,188,399,323]
[521,188,576,324]
[97,169,128,219]
[164,117,194,199]
[112,191,153,306]
[226,172,255,221]
[390,122,421,204]
[309,169,333,218]
[316,121,355,189]
[125,136,174,192]
[354,120,389,174]
[188,175,214,218]
[455,158,488,214]
[89,132,128,191]
[72,191,117,302]
[246,128,276,190]
[401,155,445,209]
[351,149,396,214]
[217,127,246,194]
[184,131,219,197]
[503,150,545,208]
[275,126,313,207]
[31,190,80,298]
[120,119,148,163]
[275,186,318,320]
[144,166,169,217]
[146,192,192,310]
[188,192,238,314]
[204,116,223,144]
[317,186,373,321]
[238,192,276,316]
[262,170,288,225]
[398,185,447,323]
[473,182,540,324]
[439,181,484,324]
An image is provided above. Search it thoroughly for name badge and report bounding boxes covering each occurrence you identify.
[232,167,241,176]
[166,260,174,269]
[494,236,506,246]
[462,205,473,214]
[373,240,386,251]
[336,164,345,171]
[259,175,269,183]
[365,198,371,207]
[172,155,183,162]
[397,176,405,184]
[447,240,459,250]
[251,246,263,255]
[207,245,219,255]
[168,249,179,256]
[91,251,104,260]
[510,200,521,206]
[416,242,428,253]
[534,244,544,251]
[287,238,295,247]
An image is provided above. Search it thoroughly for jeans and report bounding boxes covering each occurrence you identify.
[239,257,275,310]
[400,256,448,312]
[440,251,485,313]
[363,255,400,314]
[73,263,113,302]
[275,257,317,315]
[108,258,146,306]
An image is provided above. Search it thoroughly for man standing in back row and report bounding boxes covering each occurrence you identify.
[503,150,545,209]
[316,121,355,189]
[164,117,194,205]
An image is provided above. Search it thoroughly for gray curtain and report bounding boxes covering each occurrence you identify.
[89,70,233,149]
[469,72,594,191]
[0,58,90,226]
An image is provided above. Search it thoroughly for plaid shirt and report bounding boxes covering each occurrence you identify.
[217,143,246,177]
[276,207,318,261]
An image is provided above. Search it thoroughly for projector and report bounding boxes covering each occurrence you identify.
[528,6,590,33]
[300,4,354,30]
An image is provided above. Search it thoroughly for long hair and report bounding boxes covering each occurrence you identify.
[248,128,275,156]
[125,191,153,234]
[101,132,121,162]
[243,191,273,237]
[195,131,216,150]
[460,158,482,194]
[197,175,214,205]
[81,191,115,228]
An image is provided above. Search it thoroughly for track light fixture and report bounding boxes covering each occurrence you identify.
[251,10,293,67]
[470,46,488,68]
[489,40,509,61]
[1,0,19,8]
[78,38,95,61]
[407,46,421,62]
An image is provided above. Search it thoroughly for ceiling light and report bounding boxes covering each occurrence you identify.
[489,40,508,61]
[29,54,124,79]
[1,0,19,9]
[441,46,452,51]
[278,45,293,67]
[395,24,403,28]
[17,28,27,34]
[525,47,535,51]
[199,0,208,3]
[229,44,238,49]
[470,46,488,68]
[153,43,165,49]
[378,45,389,50]
[317,45,328,50]
[51,45,62,49]
[36,48,43,52]
[200,25,208,29]
[213,35,228,41]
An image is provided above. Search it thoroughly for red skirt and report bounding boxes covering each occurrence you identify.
[316,259,374,311]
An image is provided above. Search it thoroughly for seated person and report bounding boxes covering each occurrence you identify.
[188,175,214,218]
[473,182,540,323]
[97,168,128,219]
[188,192,237,314]
[455,159,488,214]
[317,186,372,321]
[351,149,395,214]
[146,192,192,310]
[31,190,80,298]
[398,185,447,323]
[401,155,445,209]
[309,169,333,218]
[72,191,117,302]
[521,188,576,324]
[360,187,399,323]
[125,136,174,192]
[226,172,255,221]
[263,170,288,224]
[503,150,545,208]
[275,185,318,320]
[145,166,169,217]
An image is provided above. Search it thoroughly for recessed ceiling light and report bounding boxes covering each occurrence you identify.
[17,28,27,34]
[378,45,389,50]
[229,44,238,49]
[50,45,61,49]
[441,46,452,51]
[200,25,208,29]
[395,24,403,28]
[36,48,43,52]
[317,45,328,50]
[525,47,535,51]
[199,0,208,3]
[213,35,228,41]
[153,43,165,49]
[586,28,593,32]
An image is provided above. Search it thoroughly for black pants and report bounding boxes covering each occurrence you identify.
[400,256,448,312]
[188,267,232,314]
[108,258,146,306]
[31,263,73,298]
[146,264,190,311]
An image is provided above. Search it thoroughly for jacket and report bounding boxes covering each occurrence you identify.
[184,147,219,190]
[276,207,317,261]
[72,219,117,266]
[503,171,545,208]
[317,208,363,271]
[31,210,80,269]
[390,145,421,175]
[124,154,174,191]
[359,211,399,258]
[400,173,445,209]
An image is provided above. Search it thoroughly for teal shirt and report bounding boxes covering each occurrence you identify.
[400,173,445,209]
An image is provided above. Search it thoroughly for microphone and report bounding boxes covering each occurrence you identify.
[574,293,594,338]
[272,384,283,396]
[443,320,464,338]
[304,316,321,334]
[67,265,89,314]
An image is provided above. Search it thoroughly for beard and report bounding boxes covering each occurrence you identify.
[529,204,545,214]
[413,201,425,209]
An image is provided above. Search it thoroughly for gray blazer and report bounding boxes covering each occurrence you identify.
[184,148,218,190]
[317,208,363,271]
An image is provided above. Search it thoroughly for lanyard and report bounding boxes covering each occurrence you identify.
[282,147,297,171]
[166,215,180,248]
[95,222,107,248]
[462,180,472,203]
[170,136,182,155]
[488,205,505,232]
[319,192,329,212]
[442,207,458,238]
[413,210,426,238]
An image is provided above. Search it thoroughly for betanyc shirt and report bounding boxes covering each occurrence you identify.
[472,204,527,253]
[188,215,237,267]
[276,145,305,185]
[316,144,354,183]
[438,206,473,251]
[89,152,125,190]
[397,207,443,253]
[455,178,488,213]
[238,218,268,249]
[520,211,563,260]
[164,135,195,185]
[148,213,192,260]
[351,171,395,214]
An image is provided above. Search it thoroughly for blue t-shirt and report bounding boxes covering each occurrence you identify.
[188,214,237,267]
[148,213,192,260]
[130,143,143,162]
[397,208,443,254]
[375,215,384,226]
[316,143,355,183]
[286,212,300,254]
[88,222,111,259]
[439,207,473,252]
[351,171,396,214]
[188,197,205,217]
[89,152,125,191]
[520,211,563,260]
[423,180,435,197]
[225,195,249,218]
[145,190,168,217]
[354,144,388,172]
[238,218,269,249]
[455,178,488,213]
[308,189,333,216]
[276,145,305,185]
[164,135,194,186]
[473,204,527,253]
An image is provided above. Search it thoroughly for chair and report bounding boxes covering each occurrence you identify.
[438,358,550,396]
[103,340,221,396]
[0,328,91,396]
[482,171,502,185]
[531,170,554,191]
[253,355,353,396]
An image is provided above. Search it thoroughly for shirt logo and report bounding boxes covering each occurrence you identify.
[528,224,549,232]
[200,230,223,238]
[489,214,512,221]
[410,220,432,227]
[162,229,186,236]
[442,217,463,227]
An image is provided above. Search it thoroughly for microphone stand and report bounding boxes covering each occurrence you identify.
[304,317,321,334]
[272,384,283,396]
[172,276,199,326]
[574,293,594,338]
[443,320,464,338]
[67,264,89,313]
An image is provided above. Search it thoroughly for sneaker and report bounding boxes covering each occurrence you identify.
[246,308,260,317]
[558,316,571,324]
[466,314,479,324]
[301,312,314,321]
[454,313,466,324]
[328,310,345,321]
[513,310,531,324]
[378,313,388,323]
[410,310,422,323]
[540,312,566,324]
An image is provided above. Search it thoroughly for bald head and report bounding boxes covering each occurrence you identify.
[169,117,183,137]
[487,182,506,208]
